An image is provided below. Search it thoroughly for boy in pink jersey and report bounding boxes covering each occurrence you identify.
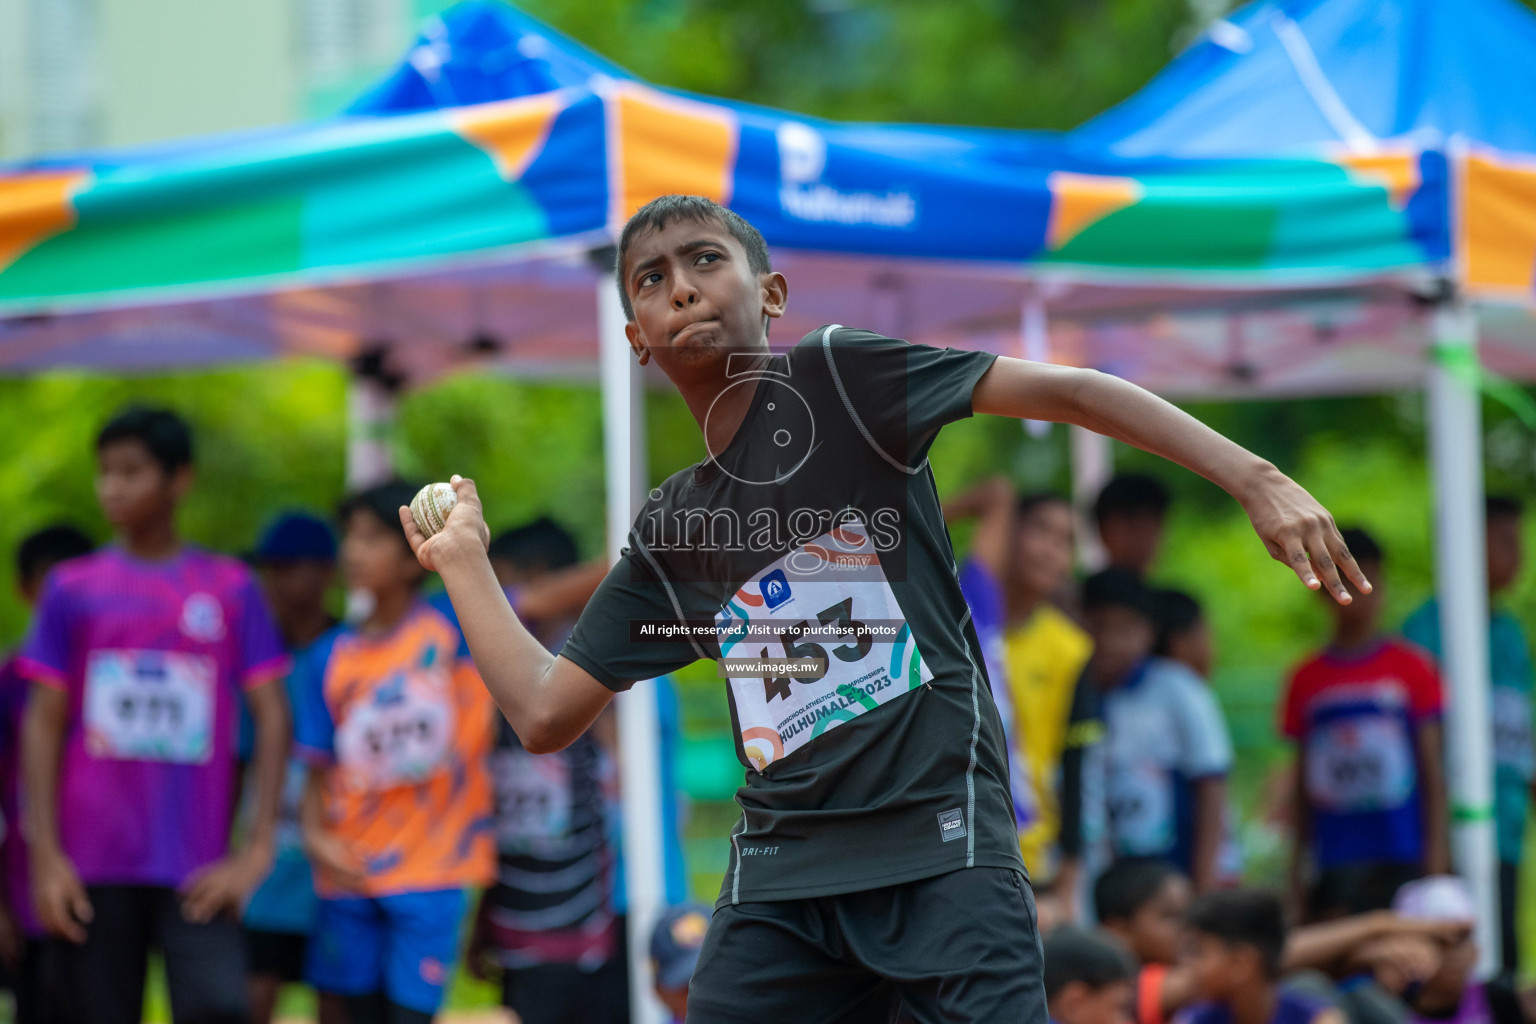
[0,524,94,1024]
[19,406,291,1024]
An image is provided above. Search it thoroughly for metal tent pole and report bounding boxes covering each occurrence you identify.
[598,269,667,1024]
[1070,425,1113,571]
[1426,295,1500,976]
[345,352,398,488]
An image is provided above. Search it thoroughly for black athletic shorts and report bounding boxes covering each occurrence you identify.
[245,928,309,983]
[501,956,629,1024]
[47,885,249,1024]
[686,866,1045,1024]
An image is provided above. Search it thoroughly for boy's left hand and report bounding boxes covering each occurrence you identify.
[1239,463,1371,604]
[178,842,273,923]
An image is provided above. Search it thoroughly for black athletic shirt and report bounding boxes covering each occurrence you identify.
[560,326,1024,907]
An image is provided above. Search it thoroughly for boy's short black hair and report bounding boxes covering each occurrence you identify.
[1043,926,1135,999]
[1094,859,1183,925]
[489,516,579,574]
[1152,589,1203,657]
[1093,474,1170,524]
[1487,495,1523,523]
[1017,491,1071,519]
[616,195,772,322]
[16,525,94,584]
[97,405,193,474]
[337,480,421,558]
[1082,568,1156,621]
[1186,889,1287,979]
[1338,526,1383,567]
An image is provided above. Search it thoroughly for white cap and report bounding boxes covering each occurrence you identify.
[1392,875,1476,923]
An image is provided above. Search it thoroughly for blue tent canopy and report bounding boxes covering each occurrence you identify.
[1074,0,1536,157]
[347,1,635,115]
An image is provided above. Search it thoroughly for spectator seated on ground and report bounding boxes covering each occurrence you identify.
[1390,877,1534,1024]
[1182,889,1343,1024]
[1044,926,1136,1024]
[1094,860,1198,1024]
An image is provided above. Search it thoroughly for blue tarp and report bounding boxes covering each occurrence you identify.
[347,1,635,114]
[1073,0,1536,158]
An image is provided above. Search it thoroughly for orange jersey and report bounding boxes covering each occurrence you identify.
[294,602,495,897]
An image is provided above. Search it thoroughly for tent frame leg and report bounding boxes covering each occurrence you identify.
[345,370,397,488]
[1426,295,1500,977]
[600,272,668,1024]
[1070,425,1113,571]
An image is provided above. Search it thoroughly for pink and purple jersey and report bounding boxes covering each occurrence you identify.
[0,654,39,936]
[17,547,288,888]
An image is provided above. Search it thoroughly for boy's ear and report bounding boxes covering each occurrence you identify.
[760,271,788,322]
[169,465,195,502]
[625,320,651,366]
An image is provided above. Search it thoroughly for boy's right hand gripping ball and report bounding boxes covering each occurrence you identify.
[410,482,458,539]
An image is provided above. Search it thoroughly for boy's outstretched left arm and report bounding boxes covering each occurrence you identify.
[972,359,1370,603]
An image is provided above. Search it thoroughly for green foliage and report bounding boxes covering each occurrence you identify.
[518,0,1196,130]
[0,364,348,646]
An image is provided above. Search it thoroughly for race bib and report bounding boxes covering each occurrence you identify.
[335,671,455,790]
[83,650,215,764]
[1493,686,1535,779]
[1106,760,1174,857]
[491,747,574,850]
[718,524,931,771]
[1305,715,1414,813]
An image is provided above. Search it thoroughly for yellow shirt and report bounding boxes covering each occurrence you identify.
[1004,603,1093,881]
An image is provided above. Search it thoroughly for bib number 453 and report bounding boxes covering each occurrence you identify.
[762,597,873,702]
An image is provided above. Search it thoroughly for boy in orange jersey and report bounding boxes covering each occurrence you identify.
[295,482,496,1024]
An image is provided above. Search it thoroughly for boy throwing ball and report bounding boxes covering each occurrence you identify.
[403,195,1367,1023]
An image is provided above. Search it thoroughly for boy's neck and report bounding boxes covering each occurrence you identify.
[118,521,180,562]
[1005,582,1047,625]
[285,607,334,649]
[1330,624,1380,652]
[1227,979,1277,1024]
[361,587,415,636]
[673,345,771,457]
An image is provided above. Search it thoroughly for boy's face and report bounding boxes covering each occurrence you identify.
[1127,874,1191,965]
[1167,619,1214,680]
[1052,979,1135,1024]
[621,217,787,378]
[1086,605,1155,685]
[490,558,536,591]
[1184,933,1254,1002]
[1324,557,1381,632]
[19,570,49,607]
[1487,514,1522,595]
[96,439,189,534]
[257,559,336,621]
[1098,511,1164,576]
[1013,501,1075,599]
[1410,931,1476,1017]
[341,510,420,598]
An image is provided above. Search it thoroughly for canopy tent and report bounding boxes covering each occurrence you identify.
[3,0,1536,1004]
[1066,0,1536,973]
[0,0,1507,385]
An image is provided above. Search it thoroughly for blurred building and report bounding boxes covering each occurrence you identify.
[0,0,459,162]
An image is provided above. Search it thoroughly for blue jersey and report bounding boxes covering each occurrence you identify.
[1403,600,1535,864]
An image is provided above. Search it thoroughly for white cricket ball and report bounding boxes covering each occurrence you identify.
[410,482,458,538]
